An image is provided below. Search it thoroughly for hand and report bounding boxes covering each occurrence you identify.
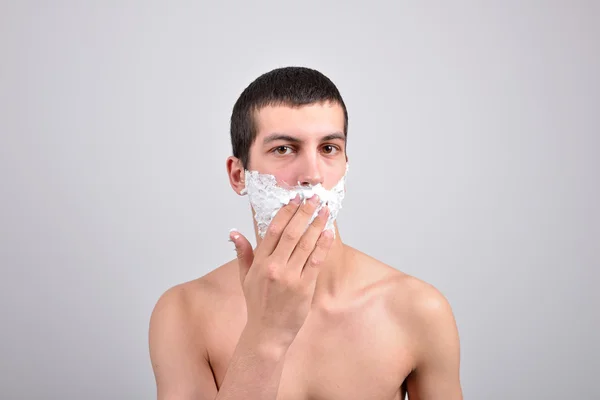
[230,194,334,348]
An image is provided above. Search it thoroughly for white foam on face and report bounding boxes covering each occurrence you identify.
[240,164,349,238]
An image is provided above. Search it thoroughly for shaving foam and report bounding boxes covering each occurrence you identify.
[241,164,348,238]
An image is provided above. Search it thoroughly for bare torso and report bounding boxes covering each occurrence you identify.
[190,245,416,400]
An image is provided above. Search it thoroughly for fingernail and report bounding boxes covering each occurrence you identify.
[309,194,320,205]
[229,228,240,242]
[291,194,301,205]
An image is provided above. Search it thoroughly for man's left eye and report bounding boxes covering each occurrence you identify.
[322,145,339,154]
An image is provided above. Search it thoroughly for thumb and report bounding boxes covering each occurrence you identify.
[229,229,254,285]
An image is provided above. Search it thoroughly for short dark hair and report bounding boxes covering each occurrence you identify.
[230,66,348,169]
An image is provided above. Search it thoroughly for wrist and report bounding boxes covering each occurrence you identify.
[240,324,294,358]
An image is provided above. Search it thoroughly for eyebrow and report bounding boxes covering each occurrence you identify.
[263,132,346,145]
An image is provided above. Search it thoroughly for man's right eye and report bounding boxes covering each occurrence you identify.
[273,146,293,155]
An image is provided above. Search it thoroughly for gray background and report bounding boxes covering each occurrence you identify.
[1,1,598,399]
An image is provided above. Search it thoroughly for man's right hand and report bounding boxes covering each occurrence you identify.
[229,194,333,349]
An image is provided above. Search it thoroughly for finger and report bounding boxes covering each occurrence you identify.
[301,228,334,286]
[255,194,302,258]
[271,194,322,262]
[287,205,330,274]
[230,229,254,286]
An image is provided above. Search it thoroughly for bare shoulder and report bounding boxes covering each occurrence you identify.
[148,259,242,358]
[391,271,454,320]
[149,259,240,332]
[348,246,456,325]
[371,255,460,362]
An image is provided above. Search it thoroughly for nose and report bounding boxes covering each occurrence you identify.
[297,156,323,187]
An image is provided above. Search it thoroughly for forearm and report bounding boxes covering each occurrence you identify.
[215,328,290,400]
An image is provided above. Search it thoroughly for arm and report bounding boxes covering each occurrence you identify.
[149,286,289,400]
[149,286,218,400]
[149,196,332,399]
[214,325,289,400]
[405,285,463,400]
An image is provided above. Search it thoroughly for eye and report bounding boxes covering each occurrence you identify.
[273,146,293,155]
[321,145,340,155]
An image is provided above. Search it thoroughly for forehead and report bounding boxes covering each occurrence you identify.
[254,102,345,139]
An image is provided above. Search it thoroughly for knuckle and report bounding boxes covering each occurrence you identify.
[308,255,323,268]
[264,261,279,279]
[283,274,302,290]
[235,248,245,259]
[320,231,334,246]
[266,272,278,282]
[282,230,298,243]
[297,239,314,253]
[311,213,325,227]
[280,275,295,288]
[316,237,329,250]
[281,204,297,216]
[266,223,282,238]
[299,205,315,217]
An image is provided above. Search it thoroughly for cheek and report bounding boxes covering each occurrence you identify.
[274,171,298,189]
[324,165,347,190]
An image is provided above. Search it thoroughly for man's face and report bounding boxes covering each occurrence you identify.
[246,101,347,190]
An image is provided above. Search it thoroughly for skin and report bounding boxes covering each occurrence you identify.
[149,101,463,399]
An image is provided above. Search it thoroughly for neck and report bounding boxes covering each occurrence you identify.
[312,223,352,303]
[253,222,352,303]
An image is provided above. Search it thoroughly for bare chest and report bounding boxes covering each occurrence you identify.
[207,299,412,400]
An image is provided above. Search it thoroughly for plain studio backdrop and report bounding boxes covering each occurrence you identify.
[1,1,598,399]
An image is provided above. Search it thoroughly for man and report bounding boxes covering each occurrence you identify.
[149,67,463,400]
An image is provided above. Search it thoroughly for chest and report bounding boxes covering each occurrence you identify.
[207,302,412,400]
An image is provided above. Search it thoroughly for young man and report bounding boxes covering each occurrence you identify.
[149,67,463,400]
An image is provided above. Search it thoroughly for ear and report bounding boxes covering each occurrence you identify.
[226,156,246,195]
